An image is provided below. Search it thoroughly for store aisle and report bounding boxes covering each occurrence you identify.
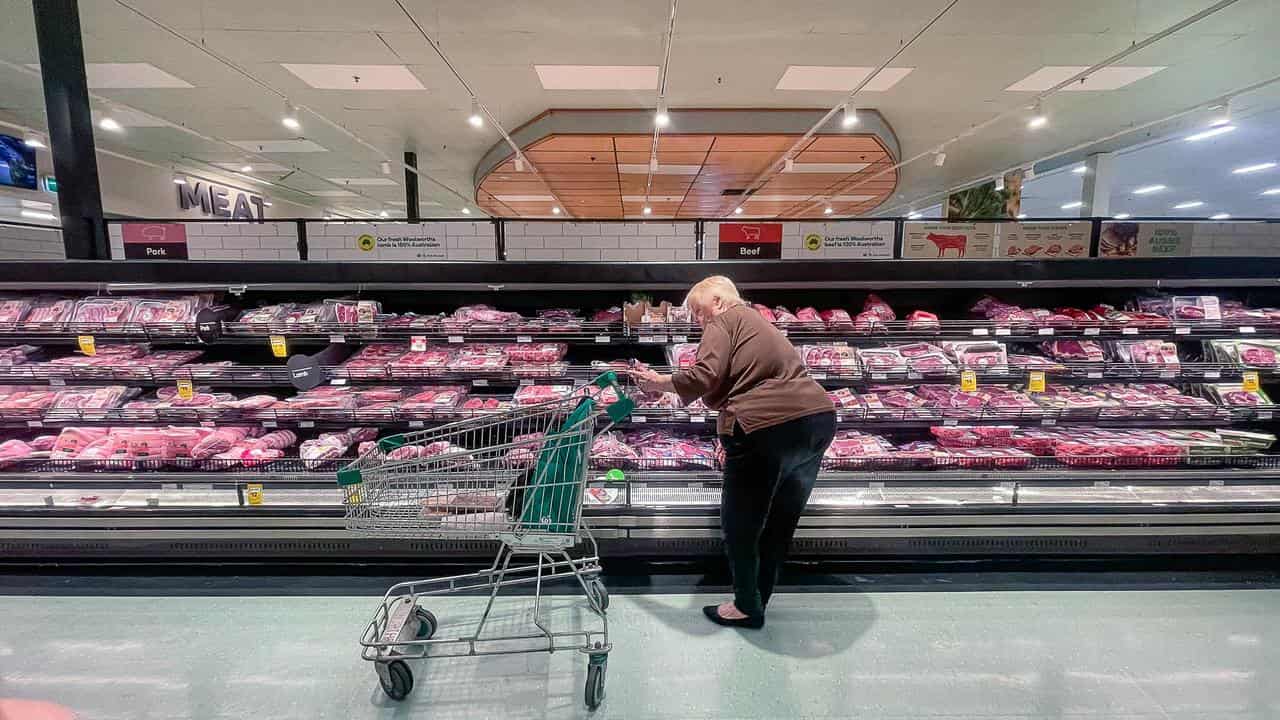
[1,586,1279,719]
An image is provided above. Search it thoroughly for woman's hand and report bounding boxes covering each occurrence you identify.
[631,367,672,393]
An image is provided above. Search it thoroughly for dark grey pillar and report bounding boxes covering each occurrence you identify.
[33,0,108,259]
[404,151,420,222]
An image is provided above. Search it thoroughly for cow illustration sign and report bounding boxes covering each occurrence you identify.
[121,222,189,259]
[718,222,782,259]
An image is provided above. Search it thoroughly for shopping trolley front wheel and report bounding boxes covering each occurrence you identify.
[584,643,607,711]
[586,578,609,612]
[377,659,413,701]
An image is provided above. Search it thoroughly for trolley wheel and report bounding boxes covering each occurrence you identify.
[378,659,414,701]
[586,578,609,611]
[584,657,607,711]
[414,607,438,640]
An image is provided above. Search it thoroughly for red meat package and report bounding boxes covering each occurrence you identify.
[752,304,778,323]
[856,347,906,373]
[503,343,567,364]
[24,297,76,326]
[772,306,800,324]
[863,294,896,322]
[905,310,940,330]
[795,307,821,324]
[826,388,861,409]
[800,344,856,374]
[0,439,34,468]
[667,343,699,369]
[0,297,32,324]
[51,427,110,459]
[590,432,639,467]
[71,297,138,326]
[1040,339,1105,362]
[1114,340,1180,368]
[943,341,1009,370]
[819,308,854,328]
[401,386,467,412]
[854,311,885,333]
[129,298,199,324]
[512,384,574,406]
[190,427,262,460]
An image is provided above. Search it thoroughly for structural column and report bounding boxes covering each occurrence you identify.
[404,151,420,222]
[1079,152,1114,218]
[33,0,108,259]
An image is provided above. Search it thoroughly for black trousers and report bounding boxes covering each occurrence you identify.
[719,411,836,617]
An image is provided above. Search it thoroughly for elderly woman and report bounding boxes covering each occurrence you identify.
[633,276,835,629]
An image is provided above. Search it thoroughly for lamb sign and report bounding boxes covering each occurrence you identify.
[177,180,266,221]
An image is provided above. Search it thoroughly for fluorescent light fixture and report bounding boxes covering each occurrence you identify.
[642,206,652,215]
[841,103,858,128]
[1233,162,1277,174]
[378,210,389,218]
[281,101,300,131]
[1027,114,1048,129]
[906,211,923,219]
[468,98,484,128]
[617,163,700,176]
[784,162,870,174]
[1016,213,1027,219]
[1132,184,1166,195]
[551,206,561,215]
[20,210,56,221]
[1261,188,1280,196]
[1186,125,1235,141]
[654,99,670,128]
[97,116,122,132]
[240,165,253,173]
[1061,201,1084,209]
[1113,213,1131,219]
[1072,165,1087,174]
[1210,99,1232,126]
[461,207,471,215]
[23,135,44,148]
[733,207,743,215]
[1173,201,1204,209]
[172,177,186,185]
[1210,213,1231,220]
[934,152,946,167]
[824,206,833,215]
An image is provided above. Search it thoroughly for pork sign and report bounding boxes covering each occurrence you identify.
[177,180,266,221]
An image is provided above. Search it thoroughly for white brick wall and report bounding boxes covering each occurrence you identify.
[1191,222,1280,256]
[503,221,695,261]
[109,221,301,260]
[0,222,64,259]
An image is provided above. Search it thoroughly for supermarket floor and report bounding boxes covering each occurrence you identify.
[3,571,1280,719]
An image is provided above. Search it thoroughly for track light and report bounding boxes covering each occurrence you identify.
[642,206,652,215]
[98,116,122,132]
[551,206,561,215]
[239,165,253,173]
[907,211,922,219]
[468,98,484,128]
[994,175,1005,192]
[281,101,300,131]
[461,207,471,215]
[22,134,45,149]
[172,176,186,185]
[824,206,833,215]
[515,156,526,172]
[733,206,743,215]
[378,210,389,218]
[841,103,858,128]
[1027,101,1047,129]
[934,151,947,167]
[783,158,794,172]
[654,99,670,128]
[1210,99,1232,127]
[380,161,392,175]
[263,201,272,207]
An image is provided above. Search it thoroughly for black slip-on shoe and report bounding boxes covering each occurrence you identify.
[702,604,765,629]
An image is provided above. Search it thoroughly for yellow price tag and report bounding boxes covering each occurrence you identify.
[246,483,264,506]
[1028,370,1046,393]
[77,335,96,356]
[960,369,977,392]
[176,378,194,401]
[269,335,288,358]
[1243,371,1260,393]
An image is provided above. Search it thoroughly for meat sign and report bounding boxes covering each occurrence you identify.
[177,180,266,221]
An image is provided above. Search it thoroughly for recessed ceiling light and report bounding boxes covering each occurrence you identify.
[551,206,561,215]
[378,210,389,218]
[733,207,743,215]
[906,211,922,219]
[1113,213,1131,219]
[1004,66,1166,92]
[824,206,833,215]
[1072,165,1087,174]
[98,117,122,132]
[1132,184,1166,195]
[281,101,300,131]
[654,99,670,128]
[172,177,186,185]
[461,207,471,215]
[1210,212,1231,220]
[841,103,858,128]
[1027,115,1048,130]
[1186,125,1235,142]
[1262,188,1280,196]
[1232,162,1277,174]
[1061,201,1084,210]
[281,64,425,90]
[1016,213,1027,219]
[263,201,272,207]
[1173,201,1204,209]
[642,206,652,215]
[240,165,253,173]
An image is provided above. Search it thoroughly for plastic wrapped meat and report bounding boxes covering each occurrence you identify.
[24,298,76,326]
[513,384,575,406]
[459,397,505,413]
[863,294,896,322]
[591,307,623,323]
[129,298,199,324]
[389,349,452,375]
[191,427,261,460]
[667,343,699,369]
[930,425,983,448]
[856,348,906,373]
[944,341,1009,370]
[1041,339,1105,363]
[1114,340,1180,368]
[822,430,899,469]
[503,343,567,364]
[772,306,800,324]
[505,432,546,467]
[0,345,39,366]
[819,308,854,329]
[795,307,821,324]
[800,344,856,374]
[238,304,293,325]
[449,350,509,372]
[0,439,33,468]
[854,311,885,333]
[300,427,377,469]
[29,435,58,452]
[636,390,681,410]
[71,297,138,325]
[51,427,110,459]
[447,304,522,328]
[624,430,716,469]
[590,432,638,468]
[328,299,381,324]
[126,428,176,465]
[400,386,467,413]
[905,310,940,330]
[752,304,778,323]
[1205,383,1272,407]
[0,297,32,324]
[826,388,861,409]
[49,385,132,411]
[1009,354,1065,371]
[1170,296,1221,322]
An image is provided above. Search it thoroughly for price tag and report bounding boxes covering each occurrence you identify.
[1257,410,1272,420]
[410,336,427,352]
[1121,327,1138,335]
[1084,327,1100,336]
[1204,370,1221,379]
[1240,326,1257,334]
[1028,370,1046,393]
[632,415,647,424]
[269,335,288,358]
[519,378,534,386]
[871,372,887,381]
[1175,326,1191,335]
[1042,417,1057,426]
[907,371,922,380]
[995,328,1011,336]
[810,372,827,380]
[262,420,277,428]
[48,377,65,387]
[640,335,668,344]
[329,334,346,344]
[689,415,706,424]
[1094,481,1111,488]
[595,335,610,344]
[516,335,532,343]
[1087,371,1103,379]
[472,378,489,387]
[1210,479,1225,487]
[409,420,425,428]
[447,335,464,344]
[77,335,96,356]
[1159,370,1176,380]
[330,378,348,386]
[176,378,194,401]
[1243,371,1261,392]
[1038,327,1054,336]
[298,420,315,428]
[960,370,977,392]
[245,483,264,506]
[943,418,959,426]
[971,328,989,336]
[673,335,689,343]
[27,420,42,428]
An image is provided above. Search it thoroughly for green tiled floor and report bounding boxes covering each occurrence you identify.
[2,586,1279,718]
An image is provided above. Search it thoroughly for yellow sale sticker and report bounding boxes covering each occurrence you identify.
[176,378,194,400]
[1243,371,1260,392]
[1028,370,1046,393]
[77,335,96,356]
[269,335,288,358]
[246,483,264,506]
[960,369,977,392]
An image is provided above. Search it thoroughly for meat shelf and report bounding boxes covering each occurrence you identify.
[219,319,625,345]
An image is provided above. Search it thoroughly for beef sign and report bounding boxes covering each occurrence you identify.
[718,223,782,259]
[177,180,266,221]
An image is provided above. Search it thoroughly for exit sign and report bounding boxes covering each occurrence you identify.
[41,176,57,193]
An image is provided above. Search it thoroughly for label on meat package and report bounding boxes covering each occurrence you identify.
[960,370,977,392]
[1240,326,1257,334]
[1258,411,1273,420]
[1243,371,1261,392]
[689,415,706,423]
[410,336,427,352]
[447,335,464,344]
[1038,328,1054,335]
[1084,327,1100,336]
[639,335,668,344]
[943,418,959,426]
[631,415,647,423]
[1028,371,1046,393]
[269,335,288,358]
[595,335,610,344]
[176,378,194,401]
[77,335,96,356]
[330,378,347,386]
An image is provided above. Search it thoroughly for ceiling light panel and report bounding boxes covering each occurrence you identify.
[281,64,425,90]
[216,162,290,173]
[534,65,659,90]
[229,139,328,153]
[31,62,192,88]
[1004,66,1166,92]
[326,177,400,186]
[774,66,913,91]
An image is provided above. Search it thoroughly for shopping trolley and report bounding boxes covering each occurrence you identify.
[336,372,634,710]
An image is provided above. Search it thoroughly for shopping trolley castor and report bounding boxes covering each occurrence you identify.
[337,373,633,709]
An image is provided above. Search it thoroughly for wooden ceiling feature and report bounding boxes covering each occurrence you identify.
[476,131,897,219]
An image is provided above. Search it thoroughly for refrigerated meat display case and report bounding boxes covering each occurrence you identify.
[4,258,1280,561]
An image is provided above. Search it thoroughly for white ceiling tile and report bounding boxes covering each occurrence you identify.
[27,63,193,88]
[216,162,291,173]
[326,177,400,186]
[1005,66,1167,92]
[534,65,659,90]
[775,66,913,91]
[229,139,329,153]
[310,190,360,197]
[281,64,425,90]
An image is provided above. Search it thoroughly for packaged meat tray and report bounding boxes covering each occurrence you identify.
[822,430,903,469]
[667,343,699,369]
[511,362,570,378]
[623,430,717,470]
[512,384,574,406]
[856,347,907,374]
[1041,339,1105,363]
[1208,340,1280,367]
[70,297,139,326]
[236,304,295,326]
[0,297,32,324]
[905,310,940,331]
[942,341,1009,371]
[854,310,886,333]
[819,308,854,329]
[327,299,382,324]
[129,297,201,325]
[799,344,857,375]
[862,294,896,322]
[1169,296,1222,322]
[502,342,568,364]
[1203,383,1273,407]
[1113,339,1180,368]
[22,297,76,328]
